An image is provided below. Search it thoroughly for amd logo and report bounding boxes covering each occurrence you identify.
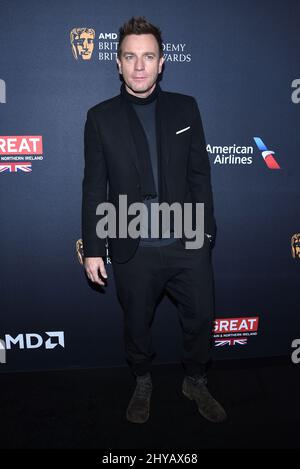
[4,331,65,349]
[98,32,117,40]
[0,79,6,104]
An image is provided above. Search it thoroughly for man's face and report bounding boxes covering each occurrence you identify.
[75,31,94,60]
[117,34,164,98]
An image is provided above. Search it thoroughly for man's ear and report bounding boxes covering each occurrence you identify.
[116,58,122,75]
[158,56,165,74]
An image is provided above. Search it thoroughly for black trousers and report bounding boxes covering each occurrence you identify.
[112,237,215,377]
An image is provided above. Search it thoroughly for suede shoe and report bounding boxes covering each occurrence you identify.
[182,375,227,423]
[126,373,152,424]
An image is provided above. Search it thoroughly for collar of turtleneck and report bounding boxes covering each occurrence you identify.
[120,81,161,105]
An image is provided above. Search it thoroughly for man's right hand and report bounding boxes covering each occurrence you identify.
[84,257,108,286]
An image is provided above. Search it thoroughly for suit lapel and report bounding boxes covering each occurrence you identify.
[157,91,173,168]
[117,89,173,183]
[119,98,141,179]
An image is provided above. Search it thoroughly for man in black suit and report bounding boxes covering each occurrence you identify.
[82,17,226,424]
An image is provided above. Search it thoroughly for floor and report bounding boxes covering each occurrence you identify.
[0,356,299,450]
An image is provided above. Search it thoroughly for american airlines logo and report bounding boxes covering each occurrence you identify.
[253,137,281,169]
[207,137,281,169]
[2,331,65,350]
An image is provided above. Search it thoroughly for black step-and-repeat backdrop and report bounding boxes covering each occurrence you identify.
[1,0,299,372]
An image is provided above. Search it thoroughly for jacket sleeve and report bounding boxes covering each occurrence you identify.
[81,109,108,257]
[187,98,216,237]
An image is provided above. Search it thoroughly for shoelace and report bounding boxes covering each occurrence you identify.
[188,374,208,386]
[135,380,153,399]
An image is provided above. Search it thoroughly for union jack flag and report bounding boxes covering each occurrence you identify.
[215,338,248,347]
[0,162,32,173]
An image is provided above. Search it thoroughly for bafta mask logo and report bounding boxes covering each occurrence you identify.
[291,233,300,259]
[76,238,84,265]
[70,28,95,60]
[75,238,111,265]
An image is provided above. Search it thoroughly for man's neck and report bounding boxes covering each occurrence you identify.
[121,82,160,105]
[125,82,157,99]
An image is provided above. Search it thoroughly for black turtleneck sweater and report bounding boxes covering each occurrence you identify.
[123,83,176,247]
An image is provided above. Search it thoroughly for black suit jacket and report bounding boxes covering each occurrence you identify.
[82,88,216,263]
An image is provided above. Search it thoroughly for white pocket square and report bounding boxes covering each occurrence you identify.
[176,126,191,135]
